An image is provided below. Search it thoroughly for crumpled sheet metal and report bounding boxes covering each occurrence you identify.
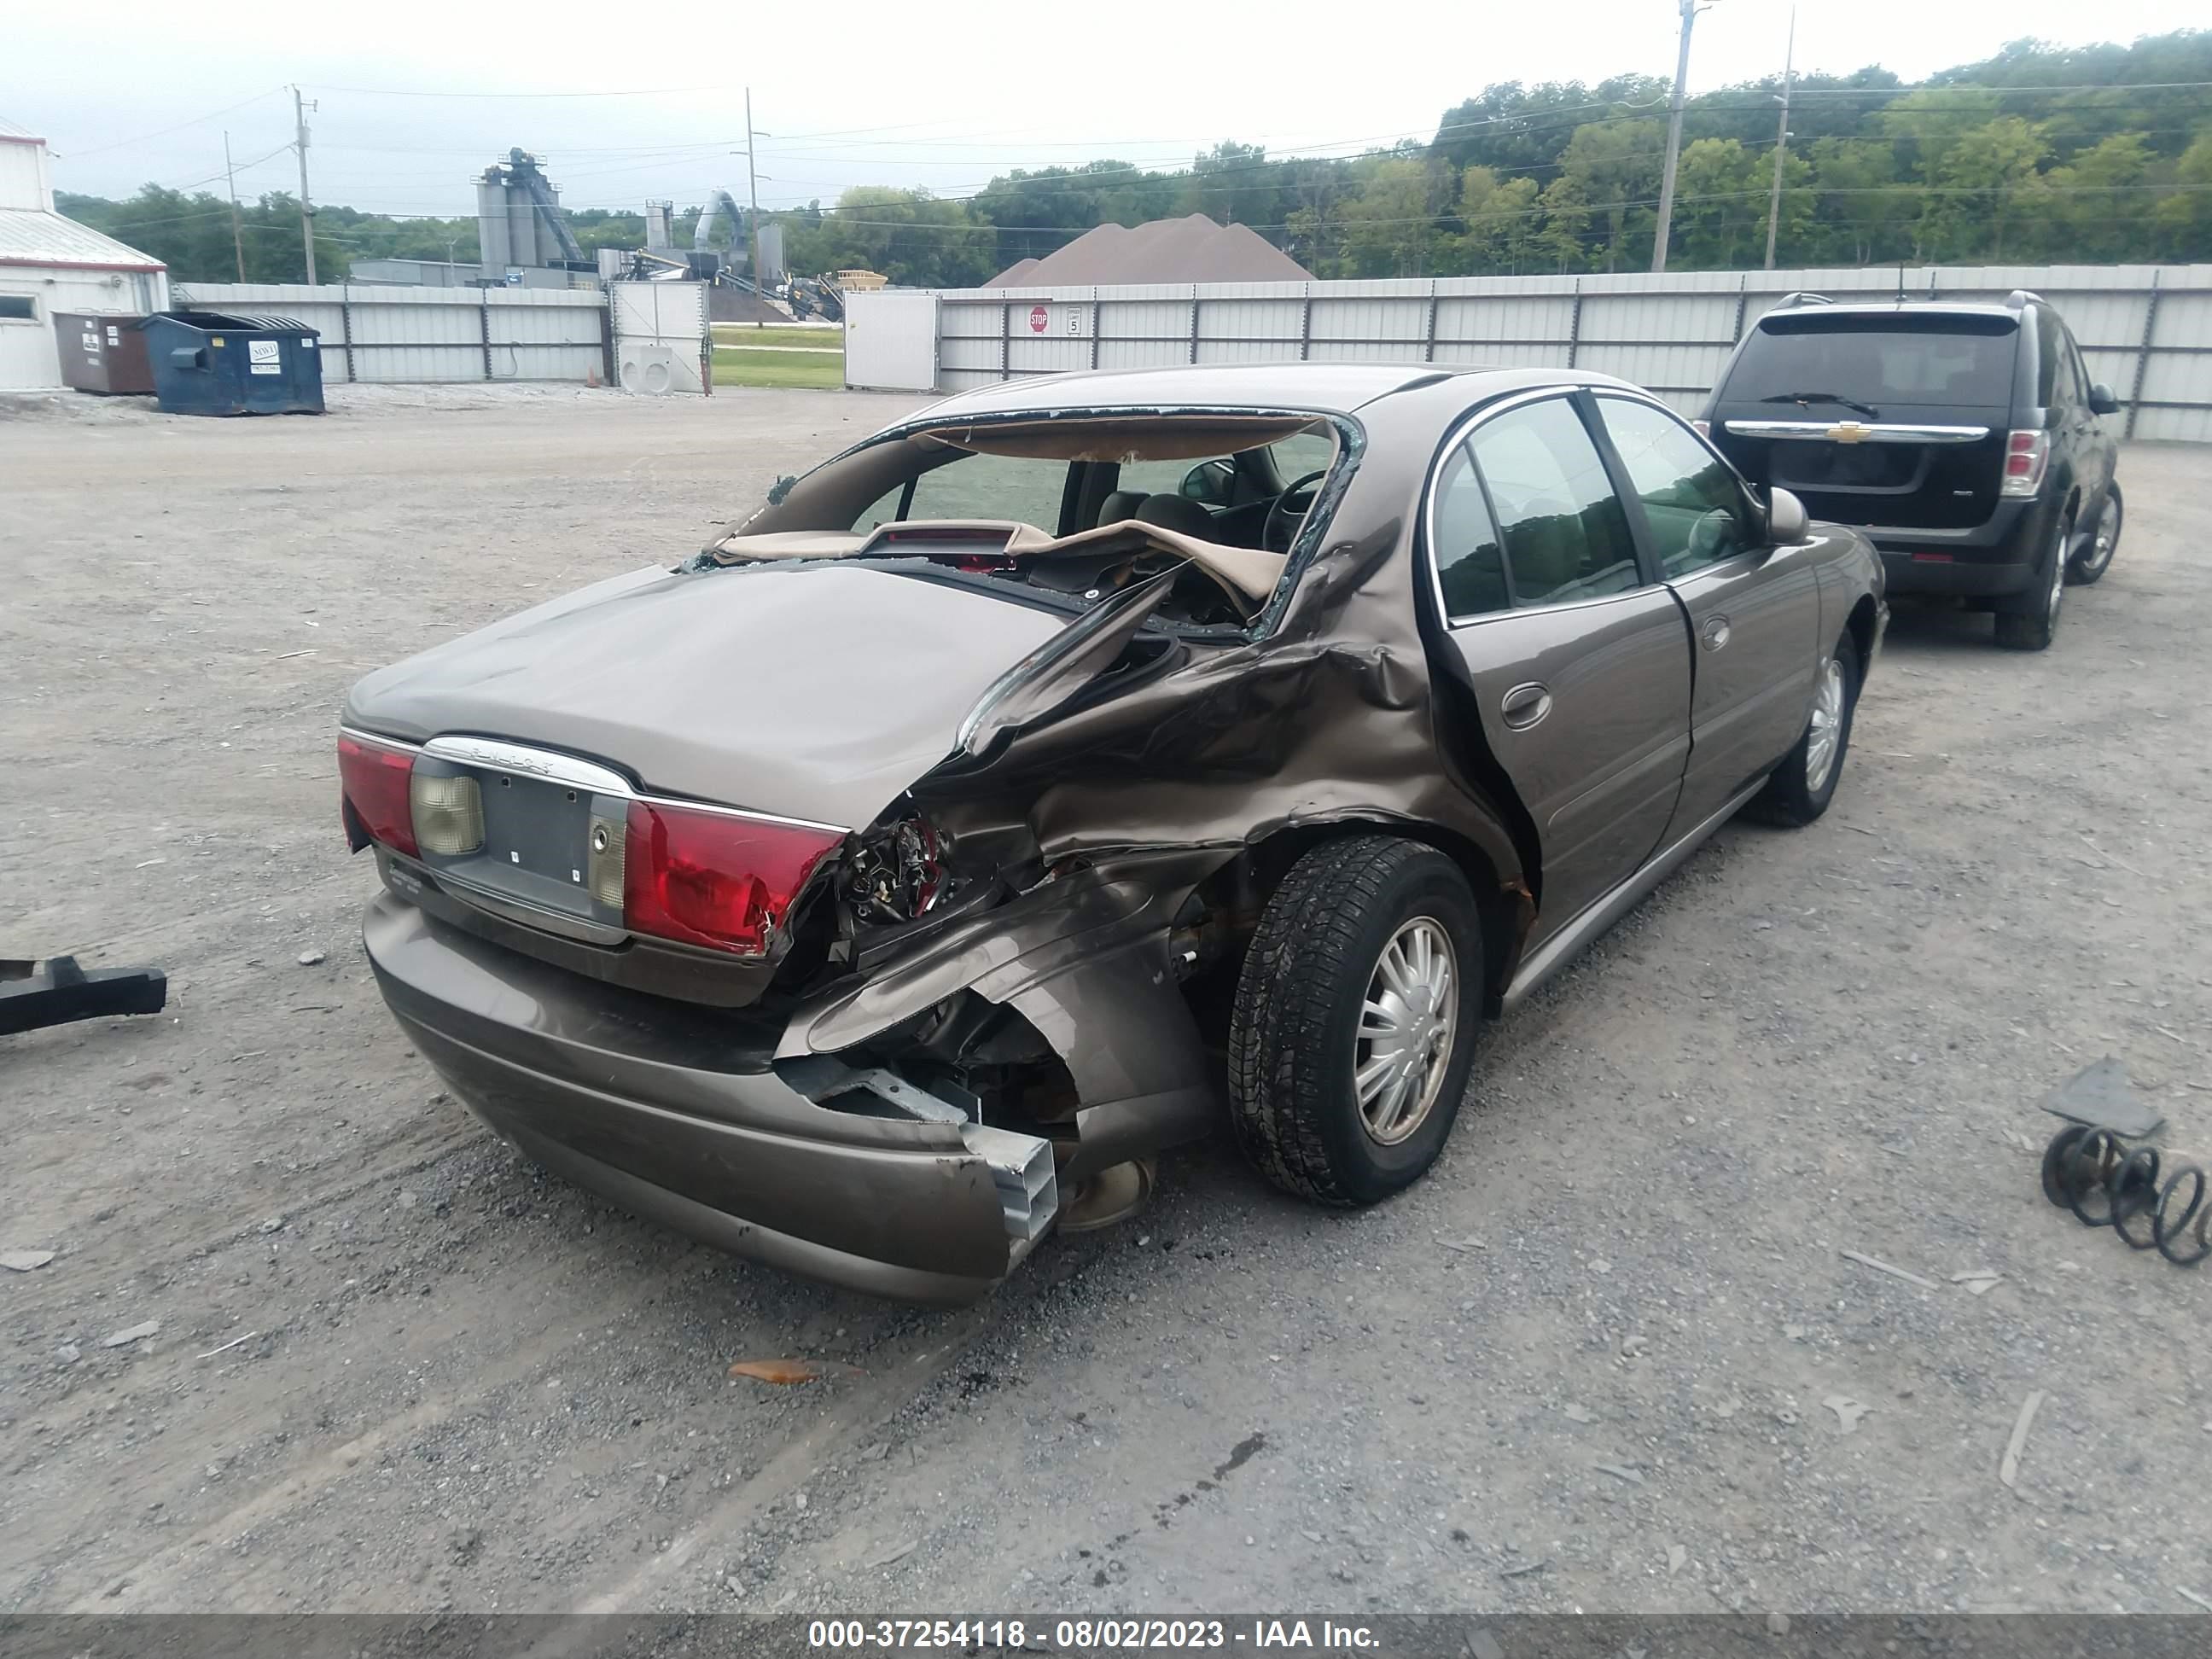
[917,371,1532,926]
[775,377,1542,1154]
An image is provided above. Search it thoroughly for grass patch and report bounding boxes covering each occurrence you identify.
[709,323,845,352]
[713,346,845,389]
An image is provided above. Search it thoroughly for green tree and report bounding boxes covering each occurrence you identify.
[1532,174,1594,273]
[2153,128,2212,259]
[792,187,996,288]
[1547,119,1667,271]
[1917,116,2049,260]
[2035,132,2153,263]
[1668,138,1763,268]
[1319,157,1447,277]
[1456,168,1544,273]
[1802,137,1909,265]
[1179,142,1295,231]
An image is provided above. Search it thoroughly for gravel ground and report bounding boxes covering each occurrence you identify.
[2,387,2209,1617]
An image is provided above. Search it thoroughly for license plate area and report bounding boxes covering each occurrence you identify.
[412,760,626,928]
[1771,442,1924,493]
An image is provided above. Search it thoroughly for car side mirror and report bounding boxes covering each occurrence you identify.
[2087,382,2120,417]
[1181,458,1235,507]
[1766,486,1808,544]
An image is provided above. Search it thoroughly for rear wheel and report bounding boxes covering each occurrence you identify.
[1994,510,2069,651]
[2066,486,2121,585]
[1227,836,1482,1208]
[1747,640,1858,827]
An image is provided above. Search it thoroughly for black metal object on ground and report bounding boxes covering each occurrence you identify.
[2040,1054,2165,1137]
[0,956,168,1038]
[2041,1123,2209,1268]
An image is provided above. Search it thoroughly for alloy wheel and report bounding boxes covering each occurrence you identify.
[1805,655,1846,793]
[1355,917,1458,1145]
[2083,496,2119,574]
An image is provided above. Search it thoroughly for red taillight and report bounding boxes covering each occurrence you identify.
[1691,419,1711,438]
[622,800,842,957]
[2001,428,2049,498]
[338,733,418,857]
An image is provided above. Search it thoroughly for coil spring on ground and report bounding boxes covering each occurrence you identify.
[2041,1124,2211,1267]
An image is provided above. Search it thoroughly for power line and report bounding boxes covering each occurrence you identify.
[159,139,297,196]
[311,81,747,98]
[61,87,288,158]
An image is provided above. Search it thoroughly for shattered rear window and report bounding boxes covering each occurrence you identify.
[707,410,1352,633]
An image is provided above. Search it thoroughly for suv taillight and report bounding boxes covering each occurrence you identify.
[1691,419,1711,438]
[2001,429,2049,498]
[338,733,419,857]
[622,800,842,956]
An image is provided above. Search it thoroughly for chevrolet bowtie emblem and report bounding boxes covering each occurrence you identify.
[1827,422,1869,443]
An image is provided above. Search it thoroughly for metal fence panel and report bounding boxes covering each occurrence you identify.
[844,290,940,392]
[176,282,610,385]
[608,281,707,394]
[853,265,2212,440]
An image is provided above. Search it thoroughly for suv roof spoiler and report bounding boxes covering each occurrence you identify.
[1769,292,1834,310]
[2004,288,2042,309]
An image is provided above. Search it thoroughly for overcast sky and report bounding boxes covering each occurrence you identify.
[12,0,2205,218]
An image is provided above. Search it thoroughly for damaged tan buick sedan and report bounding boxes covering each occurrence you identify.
[345,364,1885,1302]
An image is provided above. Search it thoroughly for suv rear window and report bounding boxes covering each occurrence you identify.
[1726,312,2017,410]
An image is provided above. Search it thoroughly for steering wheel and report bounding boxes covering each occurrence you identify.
[1263,470,1330,552]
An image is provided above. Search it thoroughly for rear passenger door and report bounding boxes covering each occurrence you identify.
[1594,395,1818,835]
[1428,393,1695,940]
[2046,315,2114,511]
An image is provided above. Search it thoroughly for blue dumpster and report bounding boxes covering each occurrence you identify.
[136,311,325,416]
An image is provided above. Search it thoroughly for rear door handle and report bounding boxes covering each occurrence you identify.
[1699,614,1732,650]
[1499,682,1552,730]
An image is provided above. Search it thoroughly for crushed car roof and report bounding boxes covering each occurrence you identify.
[915,362,1617,422]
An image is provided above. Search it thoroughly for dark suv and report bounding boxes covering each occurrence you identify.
[1700,291,2121,650]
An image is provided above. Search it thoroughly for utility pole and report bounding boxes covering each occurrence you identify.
[1764,4,1797,269]
[1650,0,1702,273]
[292,84,318,285]
[224,131,247,282]
[744,88,764,330]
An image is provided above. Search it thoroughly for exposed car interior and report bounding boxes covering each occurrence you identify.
[700,413,1343,630]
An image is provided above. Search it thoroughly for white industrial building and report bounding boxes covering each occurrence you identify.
[0,118,169,391]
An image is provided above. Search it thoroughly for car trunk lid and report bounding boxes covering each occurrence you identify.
[342,560,1077,998]
[344,561,1068,833]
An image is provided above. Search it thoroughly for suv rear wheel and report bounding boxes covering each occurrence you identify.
[2066,486,2122,586]
[1227,835,1482,1208]
[1994,510,2070,651]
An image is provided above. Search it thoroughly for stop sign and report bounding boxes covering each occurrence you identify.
[1028,305,1049,334]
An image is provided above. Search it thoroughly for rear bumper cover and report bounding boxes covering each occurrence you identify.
[364,894,1039,1304]
[1866,498,2041,596]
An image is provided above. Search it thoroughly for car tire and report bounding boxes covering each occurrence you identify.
[1994,509,2070,651]
[2065,485,2121,586]
[1227,835,1482,1208]
[1747,638,1859,828]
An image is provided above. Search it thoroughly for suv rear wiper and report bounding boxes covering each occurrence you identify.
[1758,391,1882,421]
